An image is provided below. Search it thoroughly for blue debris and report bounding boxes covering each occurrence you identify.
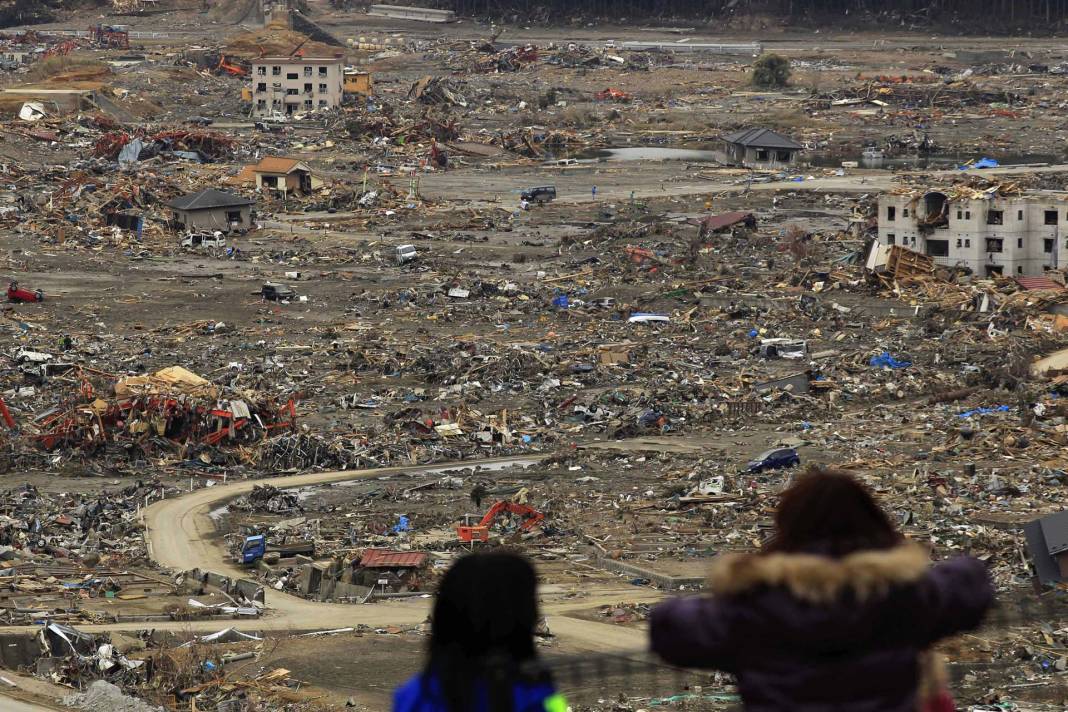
[869,351,912,369]
[391,515,411,533]
[959,157,999,170]
[958,405,1011,418]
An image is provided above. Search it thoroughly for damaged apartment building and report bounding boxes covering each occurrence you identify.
[877,189,1068,276]
[251,56,344,117]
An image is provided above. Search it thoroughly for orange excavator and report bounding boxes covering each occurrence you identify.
[217,55,248,77]
[457,501,545,543]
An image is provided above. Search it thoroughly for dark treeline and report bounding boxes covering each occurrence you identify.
[433,0,1068,27]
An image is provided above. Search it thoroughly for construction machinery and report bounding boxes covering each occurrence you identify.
[89,24,130,50]
[457,501,545,543]
[217,55,248,77]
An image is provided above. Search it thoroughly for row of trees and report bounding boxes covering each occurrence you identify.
[434,0,1068,24]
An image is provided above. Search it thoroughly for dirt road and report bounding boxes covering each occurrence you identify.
[132,455,665,653]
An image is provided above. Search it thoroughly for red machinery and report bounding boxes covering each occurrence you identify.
[43,39,80,59]
[217,55,248,77]
[7,282,43,303]
[89,24,130,50]
[457,501,545,543]
[595,87,632,102]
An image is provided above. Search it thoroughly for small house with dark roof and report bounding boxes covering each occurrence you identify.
[722,127,803,169]
[165,189,254,233]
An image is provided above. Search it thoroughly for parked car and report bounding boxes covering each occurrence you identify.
[7,281,43,303]
[181,231,226,249]
[746,447,800,473]
[261,282,295,301]
[520,186,557,204]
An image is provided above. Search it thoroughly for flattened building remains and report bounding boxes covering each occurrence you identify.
[877,187,1068,277]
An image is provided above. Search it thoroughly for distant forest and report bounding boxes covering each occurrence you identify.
[431,0,1068,27]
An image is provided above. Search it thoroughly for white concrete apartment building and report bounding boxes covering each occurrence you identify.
[877,189,1068,277]
[251,57,344,118]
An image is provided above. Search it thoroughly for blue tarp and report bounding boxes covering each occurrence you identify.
[391,515,411,533]
[959,157,999,170]
[869,352,912,369]
[958,405,1010,418]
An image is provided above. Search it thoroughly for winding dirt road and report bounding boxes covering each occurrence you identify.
[0,454,661,671]
[134,456,660,651]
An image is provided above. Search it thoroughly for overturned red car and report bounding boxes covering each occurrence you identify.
[7,282,43,303]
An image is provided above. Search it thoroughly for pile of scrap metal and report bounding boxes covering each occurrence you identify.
[94,129,237,163]
[497,126,588,158]
[408,76,468,107]
[37,623,147,689]
[473,44,538,72]
[230,484,302,514]
[32,366,297,461]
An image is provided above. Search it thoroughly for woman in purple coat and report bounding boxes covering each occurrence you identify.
[650,467,993,712]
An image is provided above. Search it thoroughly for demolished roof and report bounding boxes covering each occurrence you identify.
[165,189,254,211]
[722,127,803,150]
[698,211,757,232]
[359,549,428,568]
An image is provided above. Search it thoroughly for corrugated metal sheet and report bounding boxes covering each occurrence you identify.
[700,211,755,232]
[1015,276,1065,291]
[359,549,428,569]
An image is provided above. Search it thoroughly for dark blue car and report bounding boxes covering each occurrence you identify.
[746,447,801,473]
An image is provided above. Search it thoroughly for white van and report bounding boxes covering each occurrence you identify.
[181,231,226,249]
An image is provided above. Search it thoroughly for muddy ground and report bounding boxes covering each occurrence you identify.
[1,2,1068,710]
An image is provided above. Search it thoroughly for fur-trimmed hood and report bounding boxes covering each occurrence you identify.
[707,541,930,604]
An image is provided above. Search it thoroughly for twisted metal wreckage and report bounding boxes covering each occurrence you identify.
[17,365,297,460]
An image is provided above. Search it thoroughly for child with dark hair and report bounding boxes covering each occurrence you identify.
[394,551,566,712]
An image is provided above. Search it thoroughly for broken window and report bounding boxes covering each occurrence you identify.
[304,66,312,77]
[956,210,962,220]
[926,240,949,257]
[257,83,266,93]
[319,99,328,107]
[1018,238,1024,249]
[903,208,909,218]
[319,66,328,76]
[304,99,313,108]
[1046,210,1059,225]
[986,265,1004,276]
[1018,210,1024,221]
[756,149,769,161]
[1017,266,1024,274]
[776,150,791,162]
[965,239,971,247]
[965,210,971,219]
[1046,239,1055,253]
[226,211,242,224]
[956,239,962,247]
[987,210,1003,225]
[287,72,298,80]
[987,238,1003,253]
[257,99,266,110]
[319,83,328,93]
[272,66,281,75]
[286,88,298,95]
[304,83,312,93]
[257,66,266,76]
[886,234,895,245]
[887,206,896,221]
